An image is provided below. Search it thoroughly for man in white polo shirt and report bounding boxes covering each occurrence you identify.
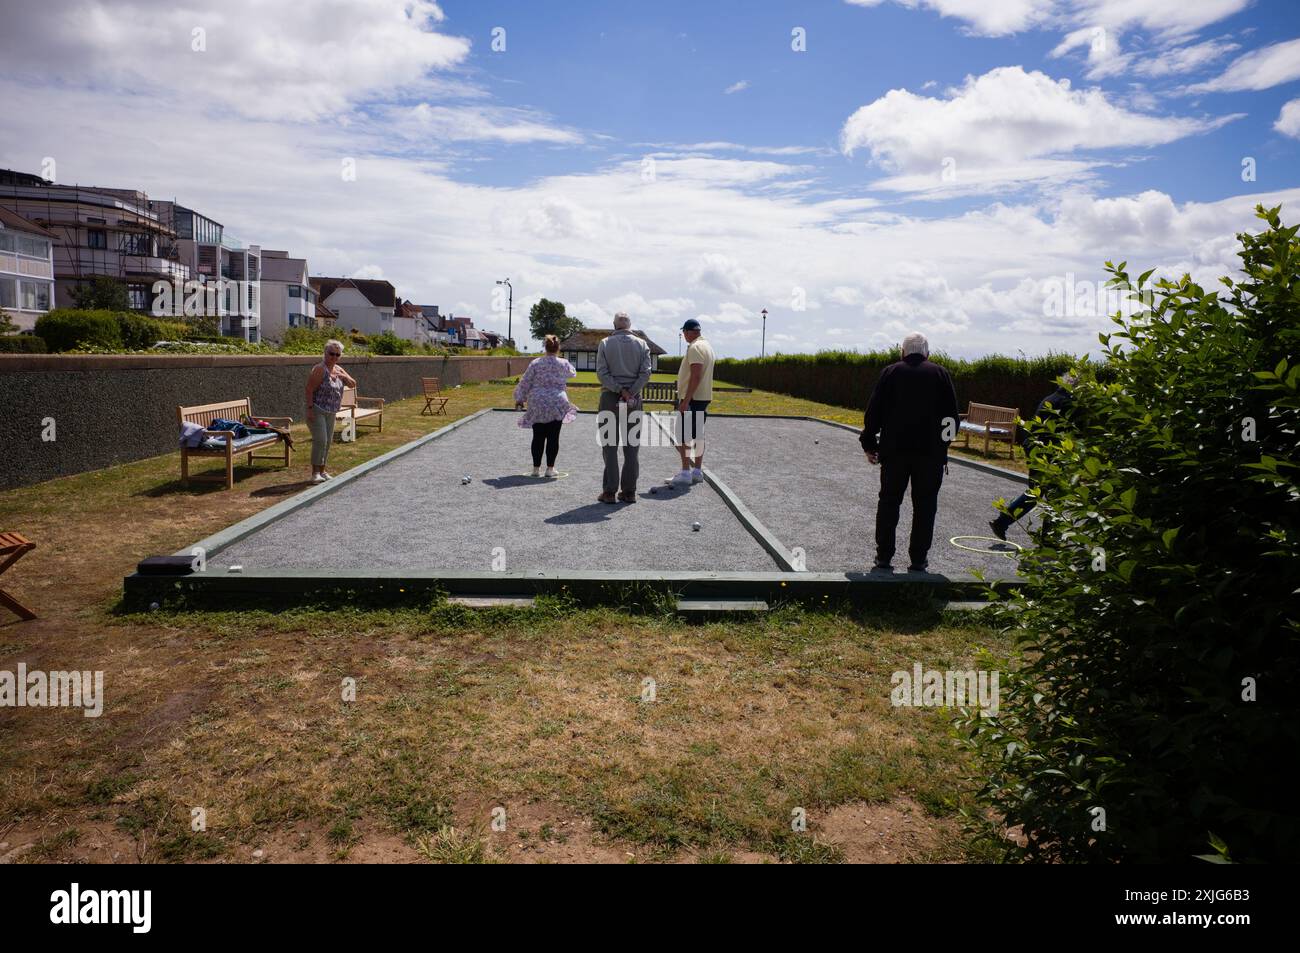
[670,318,716,486]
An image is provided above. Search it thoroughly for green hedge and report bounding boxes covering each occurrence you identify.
[672,349,1098,420]
[0,334,48,353]
[33,309,192,352]
[957,204,1300,862]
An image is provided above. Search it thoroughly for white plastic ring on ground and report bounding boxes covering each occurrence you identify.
[949,535,1023,558]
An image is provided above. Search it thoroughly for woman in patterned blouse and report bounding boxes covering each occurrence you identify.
[305,339,356,484]
[513,335,579,478]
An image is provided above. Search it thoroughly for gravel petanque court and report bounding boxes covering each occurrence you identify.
[212,410,1032,580]
[216,409,777,574]
[691,416,1034,579]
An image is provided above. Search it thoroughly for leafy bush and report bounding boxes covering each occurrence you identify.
[957,205,1300,863]
[117,312,188,349]
[35,310,123,351]
[368,330,410,355]
[280,326,338,354]
[0,334,48,353]
[34,309,194,352]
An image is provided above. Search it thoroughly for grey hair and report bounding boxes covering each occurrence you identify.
[324,339,344,357]
[613,311,631,330]
[901,332,929,357]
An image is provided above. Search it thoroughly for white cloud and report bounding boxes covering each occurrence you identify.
[1276,99,1300,139]
[696,302,754,326]
[846,0,1250,40]
[606,293,696,321]
[1187,38,1300,93]
[724,80,750,95]
[391,104,583,145]
[841,66,1237,194]
[843,0,1054,37]
[0,0,471,121]
[689,254,755,295]
[1131,37,1240,77]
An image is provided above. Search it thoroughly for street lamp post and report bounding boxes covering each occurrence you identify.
[496,278,513,345]
[761,308,768,358]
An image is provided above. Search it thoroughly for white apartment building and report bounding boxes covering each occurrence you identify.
[259,250,316,342]
[310,277,396,337]
[0,207,56,332]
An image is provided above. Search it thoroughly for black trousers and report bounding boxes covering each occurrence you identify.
[531,420,562,467]
[875,453,946,566]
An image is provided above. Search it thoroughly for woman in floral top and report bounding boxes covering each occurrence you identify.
[513,335,579,477]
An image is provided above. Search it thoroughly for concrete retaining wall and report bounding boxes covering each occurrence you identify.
[0,354,533,489]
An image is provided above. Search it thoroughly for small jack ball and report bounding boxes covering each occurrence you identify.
[692,521,702,532]
[814,439,819,444]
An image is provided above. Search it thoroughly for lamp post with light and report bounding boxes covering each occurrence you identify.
[761,308,768,358]
[495,278,513,345]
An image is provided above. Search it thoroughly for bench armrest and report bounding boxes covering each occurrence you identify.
[260,416,294,426]
[355,396,384,408]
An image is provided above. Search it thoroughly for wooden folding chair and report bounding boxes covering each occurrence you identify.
[421,377,450,416]
[0,532,36,621]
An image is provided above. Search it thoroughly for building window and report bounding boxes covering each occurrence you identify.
[19,280,51,312]
[289,285,301,298]
[87,229,107,250]
[0,278,15,310]
[120,233,154,256]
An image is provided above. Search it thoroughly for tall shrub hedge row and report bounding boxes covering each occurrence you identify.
[33,309,193,352]
[662,350,1095,420]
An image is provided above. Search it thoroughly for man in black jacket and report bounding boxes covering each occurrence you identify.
[989,374,1076,540]
[860,332,960,572]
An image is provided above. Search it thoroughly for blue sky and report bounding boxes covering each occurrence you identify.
[2,0,1299,358]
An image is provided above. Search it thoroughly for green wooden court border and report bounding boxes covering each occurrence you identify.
[123,408,1025,606]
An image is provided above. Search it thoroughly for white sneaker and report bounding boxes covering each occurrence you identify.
[311,473,326,484]
[545,467,558,478]
[321,471,334,480]
[691,468,704,484]
[532,466,541,477]
[671,469,693,486]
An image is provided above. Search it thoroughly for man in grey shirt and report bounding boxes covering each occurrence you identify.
[595,312,652,503]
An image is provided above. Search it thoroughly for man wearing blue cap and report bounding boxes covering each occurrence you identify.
[670,318,716,486]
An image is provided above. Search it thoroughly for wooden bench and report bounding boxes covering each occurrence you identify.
[421,377,449,416]
[178,398,292,489]
[957,402,1019,458]
[335,387,384,438]
[0,531,36,621]
[641,381,677,404]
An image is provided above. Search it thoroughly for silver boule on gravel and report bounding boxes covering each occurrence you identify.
[692,521,702,532]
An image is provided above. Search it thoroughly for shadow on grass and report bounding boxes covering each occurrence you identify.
[135,466,293,497]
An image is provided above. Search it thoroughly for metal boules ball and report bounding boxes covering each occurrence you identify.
[461,475,471,485]
[692,521,702,532]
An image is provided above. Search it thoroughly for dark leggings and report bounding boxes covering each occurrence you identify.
[531,421,562,467]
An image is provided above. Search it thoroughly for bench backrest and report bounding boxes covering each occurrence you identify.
[966,402,1018,426]
[340,387,357,409]
[178,398,252,428]
[642,381,676,401]
[422,377,442,396]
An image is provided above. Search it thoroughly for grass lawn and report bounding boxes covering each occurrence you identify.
[0,380,1015,863]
